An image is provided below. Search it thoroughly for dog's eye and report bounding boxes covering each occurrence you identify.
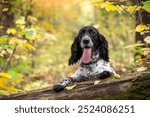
[80,30,85,35]
[79,30,85,37]
[89,29,96,36]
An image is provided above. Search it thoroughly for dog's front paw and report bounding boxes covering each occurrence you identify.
[53,85,64,92]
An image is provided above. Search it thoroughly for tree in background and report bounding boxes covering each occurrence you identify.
[96,0,150,70]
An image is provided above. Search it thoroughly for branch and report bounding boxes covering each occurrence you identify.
[5,44,18,71]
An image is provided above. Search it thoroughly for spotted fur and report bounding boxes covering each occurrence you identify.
[53,26,117,92]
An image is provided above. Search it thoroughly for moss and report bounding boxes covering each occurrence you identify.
[101,76,150,100]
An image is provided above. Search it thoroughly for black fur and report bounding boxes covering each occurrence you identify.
[53,85,64,92]
[98,34,109,62]
[98,71,111,79]
[68,37,82,65]
[68,26,109,65]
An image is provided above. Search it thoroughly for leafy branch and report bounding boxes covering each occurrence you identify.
[5,43,18,71]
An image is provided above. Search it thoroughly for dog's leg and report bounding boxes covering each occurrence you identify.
[97,62,117,79]
[53,77,74,92]
[98,71,112,79]
[53,68,82,92]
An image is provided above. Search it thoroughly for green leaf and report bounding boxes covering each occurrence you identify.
[0,35,8,44]
[25,28,37,40]
[0,90,10,96]
[143,1,150,12]
[8,68,18,80]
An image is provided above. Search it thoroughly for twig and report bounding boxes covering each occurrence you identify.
[114,2,136,22]
[5,43,18,71]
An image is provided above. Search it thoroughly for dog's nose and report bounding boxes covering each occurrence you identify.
[83,39,89,44]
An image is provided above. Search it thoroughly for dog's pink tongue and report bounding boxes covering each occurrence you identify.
[81,48,92,64]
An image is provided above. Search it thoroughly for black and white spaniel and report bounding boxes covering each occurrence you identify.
[53,26,116,92]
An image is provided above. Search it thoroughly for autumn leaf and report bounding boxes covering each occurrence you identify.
[113,74,121,79]
[7,28,17,35]
[135,24,149,32]
[65,84,76,90]
[0,35,8,44]
[96,1,117,12]
[0,78,17,92]
[124,43,144,49]
[0,72,12,79]
[137,67,147,72]
[127,6,141,12]
[15,16,26,25]
[94,80,101,85]
[23,43,35,51]
[27,16,38,25]
[144,36,150,44]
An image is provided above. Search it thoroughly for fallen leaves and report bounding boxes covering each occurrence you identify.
[0,72,18,95]
[136,67,147,72]
[113,74,121,79]
[65,84,76,90]
[94,80,101,85]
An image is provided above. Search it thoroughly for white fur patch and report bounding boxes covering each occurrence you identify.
[72,59,116,81]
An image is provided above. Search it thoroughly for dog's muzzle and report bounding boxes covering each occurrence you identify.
[81,35,93,48]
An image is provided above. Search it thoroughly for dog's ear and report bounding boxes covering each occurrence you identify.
[68,36,82,65]
[98,33,109,62]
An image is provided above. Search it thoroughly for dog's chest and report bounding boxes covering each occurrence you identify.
[73,60,110,79]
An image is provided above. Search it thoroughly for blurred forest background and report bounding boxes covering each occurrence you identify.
[0,0,150,96]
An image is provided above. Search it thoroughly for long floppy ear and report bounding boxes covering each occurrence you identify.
[98,33,109,62]
[68,36,82,65]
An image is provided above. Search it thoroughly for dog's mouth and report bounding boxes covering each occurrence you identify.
[81,47,92,64]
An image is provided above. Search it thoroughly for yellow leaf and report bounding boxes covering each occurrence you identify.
[65,84,76,90]
[0,72,12,79]
[113,74,121,79]
[96,1,117,12]
[144,36,150,44]
[135,58,143,63]
[0,78,17,92]
[137,67,147,72]
[15,16,26,25]
[127,6,141,12]
[124,43,144,49]
[23,43,35,51]
[105,4,116,12]
[7,28,17,35]
[94,80,101,85]
[136,24,149,32]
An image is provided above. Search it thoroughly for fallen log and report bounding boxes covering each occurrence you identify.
[0,71,150,100]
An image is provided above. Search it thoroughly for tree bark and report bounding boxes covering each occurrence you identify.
[0,71,150,100]
[0,0,14,35]
[132,0,150,59]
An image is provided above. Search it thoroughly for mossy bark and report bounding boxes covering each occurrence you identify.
[108,74,150,100]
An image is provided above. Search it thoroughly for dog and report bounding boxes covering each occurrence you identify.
[53,26,116,92]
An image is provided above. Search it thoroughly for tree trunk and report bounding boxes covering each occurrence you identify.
[132,0,150,59]
[0,0,14,35]
[0,71,150,100]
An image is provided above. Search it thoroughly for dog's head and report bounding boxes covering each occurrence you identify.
[69,26,109,65]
